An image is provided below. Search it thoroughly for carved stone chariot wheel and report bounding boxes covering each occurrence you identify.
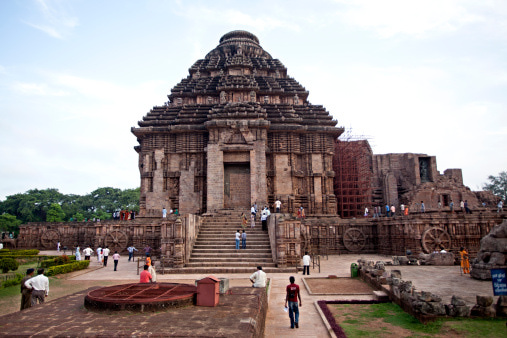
[41,229,61,249]
[105,230,129,252]
[421,227,451,253]
[343,228,366,252]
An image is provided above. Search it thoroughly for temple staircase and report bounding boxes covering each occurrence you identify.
[162,210,295,274]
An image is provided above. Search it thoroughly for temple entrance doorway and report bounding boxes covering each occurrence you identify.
[224,163,251,209]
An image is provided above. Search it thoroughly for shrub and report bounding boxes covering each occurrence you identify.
[0,273,23,288]
[46,260,89,276]
[40,255,76,268]
[0,249,39,256]
[0,258,19,273]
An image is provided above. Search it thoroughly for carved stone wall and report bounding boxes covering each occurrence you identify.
[132,30,343,216]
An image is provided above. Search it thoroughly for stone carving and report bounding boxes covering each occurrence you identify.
[250,90,256,102]
[220,91,226,104]
[471,220,507,280]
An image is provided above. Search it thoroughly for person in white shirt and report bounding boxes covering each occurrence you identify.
[25,268,49,305]
[235,230,241,250]
[250,266,267,288]
[96,246,102,264]
[83,246,93,260]
[274,199,282,213]
[112,251,120,271]
[162,207,167,218]
[302,252,311,275]
[102,246,110,267]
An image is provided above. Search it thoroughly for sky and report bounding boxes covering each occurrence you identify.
[0,0,506,201]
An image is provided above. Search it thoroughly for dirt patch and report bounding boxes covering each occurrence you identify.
[305,277,374,295]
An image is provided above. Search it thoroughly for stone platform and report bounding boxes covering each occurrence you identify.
[0,286,267,337]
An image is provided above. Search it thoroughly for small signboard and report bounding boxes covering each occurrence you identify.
[491,268,507,296]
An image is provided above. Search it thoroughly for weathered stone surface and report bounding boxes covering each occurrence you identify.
[446,304,470,317]
[496,295,507,317]
[418,252,454,266]
[471,304,496,317]
[471,220,507,280]
[451,295,467,307]
[476,295,494,307]
[391,270,402,279]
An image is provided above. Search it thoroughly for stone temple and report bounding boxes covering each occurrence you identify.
[132,30,343,217]
[16,31,505,274]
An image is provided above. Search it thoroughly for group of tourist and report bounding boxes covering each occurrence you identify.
[364,198,506,218]
[112,210,136,220]
[162,207,179,218]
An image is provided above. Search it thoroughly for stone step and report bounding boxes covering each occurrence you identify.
[189,256,273,262]
[193,243,270,248]
[160,266,296,274]
[191,252,272,258]
[192,247,271,255]
[192,246,271,254]
[185,262,276,267]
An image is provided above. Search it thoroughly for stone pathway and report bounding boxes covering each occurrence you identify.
[40,251,499,337]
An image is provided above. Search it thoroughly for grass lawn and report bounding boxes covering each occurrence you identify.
[330,302,506,338]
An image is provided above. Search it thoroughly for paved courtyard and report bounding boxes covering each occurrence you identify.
[0,251,499,337]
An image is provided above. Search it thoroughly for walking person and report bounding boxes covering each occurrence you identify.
[20,268,35,310]
[240,212,248,228]
[251,204,257,221]
[96,246,102,264]
[57,241,61,253]
[450,200,454,213]
[285,276,302,329]
[421,201,425,213]
[127,244,138,262]
[25,268,49,306]
[498,200,504,213]
[302,252,310,275]
[83,245,93,260]
[261,207,269,231]
[75,245,81,261]
[250,213,255,228]
[162,207,167,218]
[460,200,465,213]
[144,245,152,257]
[235,230,241,250]
[274,198,282,213]
[241,230,247,249]
[459,247,470,274]
[112,251,120,271]
[385,204,390,217]
[102,246,110,267]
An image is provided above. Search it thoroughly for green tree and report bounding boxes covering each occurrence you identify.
[483,171,507,201]
[73,212,84,222]
[0,213,22,236]
[46,203,66,222]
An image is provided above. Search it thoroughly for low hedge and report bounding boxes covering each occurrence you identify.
[46,260,89,276]
[0,258,19,273]
[0,273,23,288]
[0,249,40,256]
[40,255,76,268]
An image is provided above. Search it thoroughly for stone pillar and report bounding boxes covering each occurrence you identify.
[172,218,184,268]
[250,139,267,207]
[206,144,224,213]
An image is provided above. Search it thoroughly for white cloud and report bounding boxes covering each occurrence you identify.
[334,0,484,38]
[23,0,79,39]
[172,4,300,33]
[11,82,69,96]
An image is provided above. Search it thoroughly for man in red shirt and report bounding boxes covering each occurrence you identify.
[284,276,302,329]
[139,265,153,283]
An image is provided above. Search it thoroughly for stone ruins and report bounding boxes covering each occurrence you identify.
[15,31,505,277]
[132,30,342,217]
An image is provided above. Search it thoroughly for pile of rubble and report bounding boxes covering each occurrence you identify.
[357,259,506,319]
